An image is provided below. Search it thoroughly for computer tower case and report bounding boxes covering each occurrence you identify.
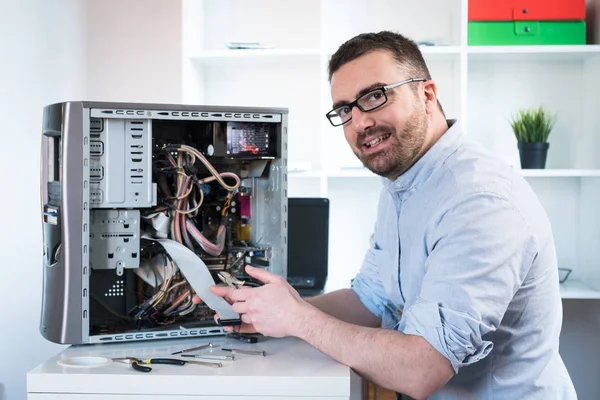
[40,101,288,344]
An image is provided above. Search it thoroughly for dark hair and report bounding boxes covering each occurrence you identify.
[328,31,445,115]
[328,31,431,82]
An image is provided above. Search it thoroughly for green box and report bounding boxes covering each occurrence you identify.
[468,21,586,45]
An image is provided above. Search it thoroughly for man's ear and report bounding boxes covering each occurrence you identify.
[422,80,438,115]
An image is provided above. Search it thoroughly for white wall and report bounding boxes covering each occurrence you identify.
[0,1,86,399]
[0,1,181,399]
[85,0,182,103]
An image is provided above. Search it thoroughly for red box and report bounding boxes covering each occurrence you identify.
[469,0,586,21]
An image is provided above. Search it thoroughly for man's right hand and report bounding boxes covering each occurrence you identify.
[192,285,259,334]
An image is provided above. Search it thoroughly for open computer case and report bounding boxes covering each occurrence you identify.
[40,101,288,344]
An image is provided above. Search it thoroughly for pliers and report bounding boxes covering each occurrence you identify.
[112,356,222,372]
[217,271,262,288]
[112,357,185,372]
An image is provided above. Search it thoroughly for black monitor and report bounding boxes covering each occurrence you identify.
[287,198,329,295]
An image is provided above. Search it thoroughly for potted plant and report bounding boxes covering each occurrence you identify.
[509,106,556,169]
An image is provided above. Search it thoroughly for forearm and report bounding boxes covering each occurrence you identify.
[305,288,380,328]
[293,304,453,399]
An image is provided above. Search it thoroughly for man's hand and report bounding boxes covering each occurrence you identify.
[227,265,311,337]
[192,266,311,337]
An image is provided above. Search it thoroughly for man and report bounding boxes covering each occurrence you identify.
[197,31,576,399]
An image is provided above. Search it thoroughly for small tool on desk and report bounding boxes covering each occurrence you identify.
[227,331,258,343]
[112,357,186,372]
[222,348,266,357]
[171,342,217,355]
[181,359,223,368]
[112,356,222,372]
[182,353,235,361]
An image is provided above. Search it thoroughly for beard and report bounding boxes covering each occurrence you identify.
[353,106,428,180]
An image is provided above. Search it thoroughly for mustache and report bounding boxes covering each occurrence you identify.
[357,125,395,146]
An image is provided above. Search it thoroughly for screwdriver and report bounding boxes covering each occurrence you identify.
[182,354,235,361]
[171,342,217,355]
[183,359,223,368]
[222,348,266,356]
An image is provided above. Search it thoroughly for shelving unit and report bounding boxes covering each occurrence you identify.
[181,0,600,298]
[180,2,600,397]
[520,169,600,177]
[560,279,600,300]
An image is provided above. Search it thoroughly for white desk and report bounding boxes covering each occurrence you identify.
[27,336,362,399]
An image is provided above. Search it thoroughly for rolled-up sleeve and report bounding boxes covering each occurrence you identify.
[402,191,537,373]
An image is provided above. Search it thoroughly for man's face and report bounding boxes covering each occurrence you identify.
[330,50,431,180]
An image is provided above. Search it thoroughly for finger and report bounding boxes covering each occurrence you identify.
[210,285,235,300]
[228,286,254,302]
[214,313,236,332]
[192,295,202,305]
[236,324,257,334]
[244,265,283,284]
[213,313,236,333]
[232,301,249,314]
[241,313,253,325]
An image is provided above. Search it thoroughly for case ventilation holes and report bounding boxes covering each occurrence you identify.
[105,280,124,297]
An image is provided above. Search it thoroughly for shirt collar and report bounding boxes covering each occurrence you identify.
[383,119,463,193]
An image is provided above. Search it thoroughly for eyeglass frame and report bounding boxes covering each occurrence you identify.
[325,78,427,127]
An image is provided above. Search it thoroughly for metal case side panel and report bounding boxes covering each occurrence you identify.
[40,102,86,344]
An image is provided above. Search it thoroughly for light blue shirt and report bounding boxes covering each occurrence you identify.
[352,120,576,399]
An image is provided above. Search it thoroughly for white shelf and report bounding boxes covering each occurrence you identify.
[468,45,600,61]
[560,279,600,300]
[520,169,600,178]
[193,45,463,66]
[190,48,322,66]
[288,170,322,179]
[420,45,463,61]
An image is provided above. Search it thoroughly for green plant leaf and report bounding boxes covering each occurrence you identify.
[508,106,556,143]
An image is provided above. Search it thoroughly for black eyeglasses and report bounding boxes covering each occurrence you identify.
[325,78,426,127]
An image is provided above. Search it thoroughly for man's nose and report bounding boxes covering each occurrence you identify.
[351,105,375,132]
